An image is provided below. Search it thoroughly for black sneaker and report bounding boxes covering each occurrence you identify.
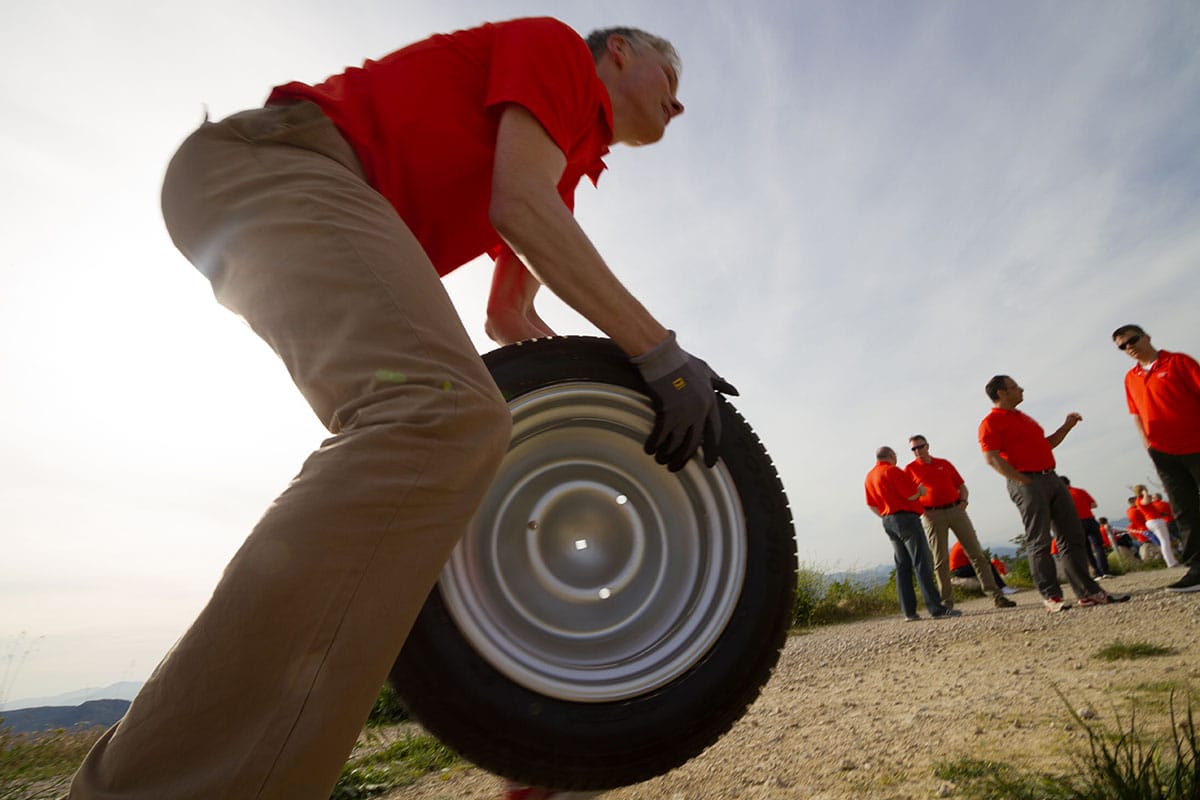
[1167,571,1200,593]
[931,608,962,618]
[994,595,1017,608]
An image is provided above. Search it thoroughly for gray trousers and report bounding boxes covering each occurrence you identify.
[1007,471,1100,600]
[69,102,513,799]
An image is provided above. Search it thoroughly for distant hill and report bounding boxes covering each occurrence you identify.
[0,698,130,734]
[1,681,143,711]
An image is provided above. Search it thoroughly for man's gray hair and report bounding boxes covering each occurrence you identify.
[586,27,681,75]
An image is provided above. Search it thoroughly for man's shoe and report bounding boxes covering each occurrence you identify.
[904,614,921,622]
[1001,586,1019,595]
[994,595,1017,608]
[931,607,962,618]
[1167,571,1200,593]
[1044,596,1070,613]
[1078,591,1130,607]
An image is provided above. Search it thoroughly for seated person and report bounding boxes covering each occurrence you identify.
[949,541,1016,593]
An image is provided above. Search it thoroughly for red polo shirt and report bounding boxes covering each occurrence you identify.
[1153,499,1175,522]
[1138,497,1163,521]
[865,461,923,516]
[1126,505,1147,532]
[269,17,613,276]
[1124,350,1200,455]
[978,408,1055,472]
[904,457,964,508]
[949,541,969,571]
[1068,487,1096,520]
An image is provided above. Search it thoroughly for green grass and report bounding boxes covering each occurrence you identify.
[0,724,104,799]
[1095,642,1177,662]
[791,564,900,627]
[331,733,461,799]
[935,695,1200,800]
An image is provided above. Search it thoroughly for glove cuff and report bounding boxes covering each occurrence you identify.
[630,330,687,382]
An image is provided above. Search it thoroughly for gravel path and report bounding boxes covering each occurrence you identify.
[386,568,1200,799]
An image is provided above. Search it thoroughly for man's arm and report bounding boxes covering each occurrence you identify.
[485,248,556,346]
[867,504,883,518]
[957,483,969,505]
[489,104,667,357]
[1046,412,1083,449]
[1131,414,1151,449]
[983,450,1032,485]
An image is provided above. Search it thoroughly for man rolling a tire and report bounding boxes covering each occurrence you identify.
[68,18,732,800]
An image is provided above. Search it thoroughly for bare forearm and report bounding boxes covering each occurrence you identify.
[1047,413,1082,449]
[984,451,1029,484]
[492,192,666,356]
[1132,415,1151,449]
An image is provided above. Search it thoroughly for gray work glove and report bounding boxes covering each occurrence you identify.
[631,331,739,472]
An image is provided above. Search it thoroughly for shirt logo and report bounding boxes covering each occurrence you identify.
[672,377,687,391]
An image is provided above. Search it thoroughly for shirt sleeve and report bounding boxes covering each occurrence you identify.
[978,417,1000,452]
[485,18,596,159]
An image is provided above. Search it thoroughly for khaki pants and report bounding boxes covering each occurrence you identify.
[921,503,1001,605]
[69,102,512,799]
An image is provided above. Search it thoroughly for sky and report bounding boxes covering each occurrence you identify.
[2,0,1198,703]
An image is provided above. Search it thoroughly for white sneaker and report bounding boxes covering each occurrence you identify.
[1001,586,1018,595]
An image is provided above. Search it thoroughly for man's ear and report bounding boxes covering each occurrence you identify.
[608,34,628,67]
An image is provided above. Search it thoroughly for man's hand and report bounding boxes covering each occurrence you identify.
[632,331,738,471]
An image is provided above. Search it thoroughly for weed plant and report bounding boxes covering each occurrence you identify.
[934,694,1200,800]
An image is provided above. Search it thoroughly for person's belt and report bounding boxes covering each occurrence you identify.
[927,500,961,511]
[1020,469,1056,475]
[887,510,920,517]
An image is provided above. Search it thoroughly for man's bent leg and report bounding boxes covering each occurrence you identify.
[944,505,1000,596]
[71,105,513,800]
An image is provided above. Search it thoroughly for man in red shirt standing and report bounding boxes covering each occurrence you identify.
[1115,324,1200,592]
[1061,476,1114,578]
[865,446,961,621]
[71,20,731,800]
[978,376,1128,612]
[905,435,1016,609]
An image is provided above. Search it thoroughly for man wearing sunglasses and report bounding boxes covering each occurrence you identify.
[905,435,1017,609]
[1113,325,1200,593]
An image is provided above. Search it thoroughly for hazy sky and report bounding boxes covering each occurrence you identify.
[3,0,1198,702]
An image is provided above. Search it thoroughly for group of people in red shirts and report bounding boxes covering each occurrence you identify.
[1119,485,1182,566]
[867,325,1200,619]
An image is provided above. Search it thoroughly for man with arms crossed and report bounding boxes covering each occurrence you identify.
[978,376,1128,612]
[1114,325,1200,592]
[905,434,1016,609]
[865,446,961,621]
[69,19,730,800]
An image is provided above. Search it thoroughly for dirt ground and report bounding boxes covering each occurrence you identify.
[384,567,1200,800]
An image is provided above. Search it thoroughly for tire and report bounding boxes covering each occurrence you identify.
[389,336,796,790]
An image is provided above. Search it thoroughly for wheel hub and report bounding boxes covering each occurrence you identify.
[439,382,746,702]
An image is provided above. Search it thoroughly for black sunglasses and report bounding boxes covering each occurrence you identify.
[911,443,927,451]
[1117,333,1142,351]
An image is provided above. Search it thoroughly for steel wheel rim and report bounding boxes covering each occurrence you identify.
[439,382,747,702]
